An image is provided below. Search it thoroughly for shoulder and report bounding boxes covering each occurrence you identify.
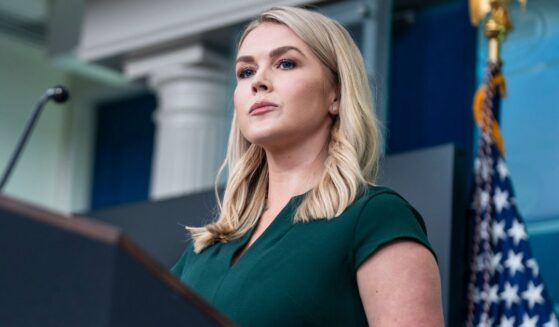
[357,185,415,207]
[349,185,412,209]
[349,185,435,269]
[348,185,426,232]
[170,241,195,278]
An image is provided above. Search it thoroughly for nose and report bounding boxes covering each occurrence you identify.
[251,70,272,94]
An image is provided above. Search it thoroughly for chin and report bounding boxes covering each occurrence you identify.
[244,134,276,147]
[242,128,287,148]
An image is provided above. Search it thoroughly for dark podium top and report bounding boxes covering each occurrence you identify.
[0,195,233,327]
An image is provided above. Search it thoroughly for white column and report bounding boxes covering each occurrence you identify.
[125,44,229,199]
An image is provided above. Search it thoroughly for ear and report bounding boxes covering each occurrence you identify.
[329,100,339,115]
[328,85,340,115]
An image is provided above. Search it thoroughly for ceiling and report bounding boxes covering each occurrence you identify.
[0,0,453,46]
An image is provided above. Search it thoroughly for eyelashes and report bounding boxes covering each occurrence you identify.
[236,59,297,79]
[237,67,255,79]
[277,59,296,70]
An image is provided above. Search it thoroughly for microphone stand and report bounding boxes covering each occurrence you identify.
[0,86,69,192]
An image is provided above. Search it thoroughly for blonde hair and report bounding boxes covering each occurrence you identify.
[188,6,382,253]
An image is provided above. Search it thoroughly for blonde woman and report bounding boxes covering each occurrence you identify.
[172,6,444,327]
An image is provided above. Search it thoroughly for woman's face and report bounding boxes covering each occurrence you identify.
[234,23,338,150]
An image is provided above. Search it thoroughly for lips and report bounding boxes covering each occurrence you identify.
[249,101,278,115]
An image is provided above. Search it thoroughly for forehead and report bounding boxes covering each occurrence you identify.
[238,23,308,55]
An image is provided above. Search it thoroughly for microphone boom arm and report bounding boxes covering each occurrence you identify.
[0,86,69,192]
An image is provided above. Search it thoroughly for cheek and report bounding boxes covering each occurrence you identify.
[233,86,243,113]
[284,79,329,114]
[283,78,309,97]
[232,86,250,133]
[233,85,252,129]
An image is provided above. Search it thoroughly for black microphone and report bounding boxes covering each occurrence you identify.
[0,85,70,192]
[46,85,70,103]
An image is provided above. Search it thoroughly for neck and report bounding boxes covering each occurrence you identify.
[263,133,329,210]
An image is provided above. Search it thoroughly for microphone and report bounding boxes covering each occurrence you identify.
[0,85,70,192]
[46,85,70,103]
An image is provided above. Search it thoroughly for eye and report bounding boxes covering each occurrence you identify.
[237,67,255,79]
[277,59,296,70]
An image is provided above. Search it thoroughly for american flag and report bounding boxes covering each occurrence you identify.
[466,62,558,327]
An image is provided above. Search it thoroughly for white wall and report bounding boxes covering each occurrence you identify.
[1,33,71,212]
[0,32,126,214]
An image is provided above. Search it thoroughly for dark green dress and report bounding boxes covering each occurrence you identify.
[171,186,434,327]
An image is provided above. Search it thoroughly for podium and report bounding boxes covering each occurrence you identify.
[0,195,234,327]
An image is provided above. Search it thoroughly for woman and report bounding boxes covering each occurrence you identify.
[172,6,444,326]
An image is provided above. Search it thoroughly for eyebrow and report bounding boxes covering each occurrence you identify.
[235,46,306,65]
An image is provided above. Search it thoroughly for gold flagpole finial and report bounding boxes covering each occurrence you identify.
[469,0,527,63]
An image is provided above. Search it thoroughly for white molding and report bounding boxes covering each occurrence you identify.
[124,43,229,79]
[79,0,323,63]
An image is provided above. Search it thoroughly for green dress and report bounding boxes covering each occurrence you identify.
[171,186,434,327]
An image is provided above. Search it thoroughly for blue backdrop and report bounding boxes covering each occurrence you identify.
[90,93,156,210]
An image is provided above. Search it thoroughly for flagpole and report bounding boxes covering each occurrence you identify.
[466,1,526,327]
[464,1,557,327]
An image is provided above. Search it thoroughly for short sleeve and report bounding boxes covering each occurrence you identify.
[353,191,435,270]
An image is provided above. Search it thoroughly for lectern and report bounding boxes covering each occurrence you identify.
[0,195,233,327]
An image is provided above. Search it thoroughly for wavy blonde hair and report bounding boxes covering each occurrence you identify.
[188,6,382,253]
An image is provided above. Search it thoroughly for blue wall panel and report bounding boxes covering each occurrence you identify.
[388,2,477,159]
[90,93,156,210]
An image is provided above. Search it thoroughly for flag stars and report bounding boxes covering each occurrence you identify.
[473,287,484,303]
[480,220,490,240]
[474,158,482,174]
[494,187,510,214]
[499,315,515,327]
[477,313,493,327]
[544,313,558,327]
[497,158,509,181]
[522,281,545,309]
[476,254,485,272]
[480,190,490,210]
[469,133,556,326]
[489,284,500,304]
[526,259,539,277]
[508,220,528,246]
[492,220,506,245]
[519,313,538,327]
[505,250,525,276]
[500,282,520,308]
[475,157,492,181]
[490,252,504,275]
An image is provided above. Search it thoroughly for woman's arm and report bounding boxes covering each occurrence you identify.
[356,240,444,326]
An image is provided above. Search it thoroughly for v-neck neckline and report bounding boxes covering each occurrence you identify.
[229,192,307,268]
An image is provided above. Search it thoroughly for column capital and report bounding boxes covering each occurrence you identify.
[147,64,228,91]
[124,42,229,80]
